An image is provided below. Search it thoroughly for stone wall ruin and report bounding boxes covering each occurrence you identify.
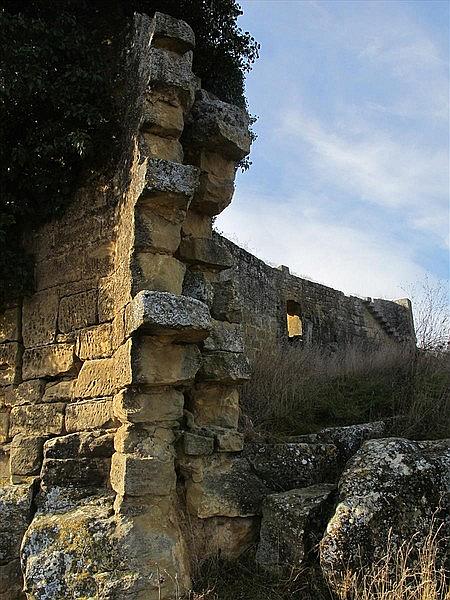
[0,12,416,600]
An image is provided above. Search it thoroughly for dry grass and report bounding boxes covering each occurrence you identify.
[240,343,450,440]
[331,524,450,600]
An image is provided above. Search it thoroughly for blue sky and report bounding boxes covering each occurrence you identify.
[216,0,449,300]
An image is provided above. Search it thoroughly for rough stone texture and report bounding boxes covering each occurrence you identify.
[188,384,240,429]
[178,238,233,271]
[22,292,59,348]
[22,344,77,380]
[58,289,98,333]
[0,343,21,386]
[0,308,20,344]
[150,11,195,55]
[65,398,116,433]
[203,321,244,353]
[110,451,176,496]
[219,235,416,357]
[199,351,250,383]
[10,403,65,437]
[125,290,211,342]
[183,432,214,456]
[4,381,46,408]
[0,559,26,600]
[10,435,45,476]
[256,484,336,573]
[183,90,251,160]
[187,456,270,518]
[0,483,33,563]
[244,442,339,491]
[320,438,450,592]
[113,388,184,425]
[134,252,186,295]
[144,158,199,201]
[76,323,113,360]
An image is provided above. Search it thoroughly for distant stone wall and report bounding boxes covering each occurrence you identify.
[218,236,415,359]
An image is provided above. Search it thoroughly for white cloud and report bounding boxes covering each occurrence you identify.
[279,110,449,247]
[216,188,430,300]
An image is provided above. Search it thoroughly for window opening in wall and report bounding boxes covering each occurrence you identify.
[287,300,303,338]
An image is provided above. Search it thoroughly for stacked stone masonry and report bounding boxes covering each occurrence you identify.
[0,12,416,600]
[218,236,416,359]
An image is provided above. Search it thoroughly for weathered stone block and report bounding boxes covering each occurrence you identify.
[0,410,9,443]
[182,210,212,239]
[42,379,75,403]
[135,203,182,253]
[204,320,244,353]
[22,343,76,380]
[58,289,98,333]
[0,343,21,386]
[10,403,65,437]
[0,483,33,562]
[0,559,25,600]
[199,351,250,383]
[110,452,176,496]
[10,434,45,475]
[191,170,235,216]
[189,384,240,429]
[183,432,214,456]
[143,132,184,162]
[40,457,110,488]
[135,252,186,295]
[184,89,251,160]
[136,338,202,386]
[74,340,132,399]
[178,238,233,271]
[142,92,184,138]
[0,307,20,344]
[44,430,114,460]
[125,290,211,342]
[211,279,242,323]
[4,380,46,407]
[256,485,336,573]
[214,428,244,452]
[148,47,199,111]
[76,323,113,360]
[187,456,269,518]
[150,11,195,55]
[65,398,116,433]
[113,388,184,425]
[144,158,199,203]
[22,291,59,348]
[182,268,215,306]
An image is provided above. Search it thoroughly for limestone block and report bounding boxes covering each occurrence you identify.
[83,240,115,280]
[148,46,199,111]
[182,211,212,239]
[0,559,25,600]
[187,456,269,518]
[110,452,176,496]
[191,170,235,216]
[22,291,59,348]
[74,340,132,399]
[0,410,9,443]
[256,485,337,573]
[135,203,182,253]
[0,307,20,343]
[178,238,233,271]
[182,268,215,306]
[189,384,240,429]
[244,442,339,491]
[211,279,242,323]
[44,430,114,460]
[142,132,183,162]
[204,320,244,353]
[42,379,75,403]
[58,289,98,333]
[150,11,195,55]
[76,323,113,360]
[0,483,33,562]
[65,398,116,433]
[142,92,184,138]
[125,290,211,342]
[40,457,110,488]
[113,388,184,425]
[22,343,76,380]
[194,516,257,562]
[113,423,175,455]
[144,158,199,206]
[0,343,21,386]
[135,337,201,386]
[134,252,186,295]
[34,252,83,291]
[10,434,45,475]
[184,89,251,160]
[4,380,45,407]
[0,446,10,485]
[183,432,214,456]
[214,428,244,452]
[10,403,65,437]
[199,351,250,383]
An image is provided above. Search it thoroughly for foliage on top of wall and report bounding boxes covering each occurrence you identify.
[0,0,259,307]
